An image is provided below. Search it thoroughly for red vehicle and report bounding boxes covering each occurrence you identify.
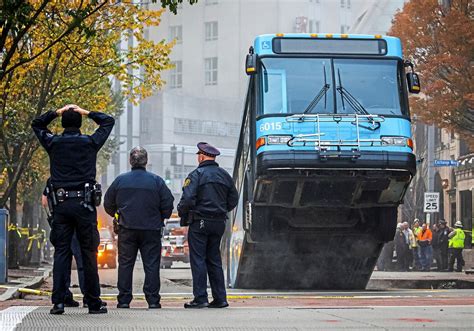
[97,227,117,269]
[161,218,189,269]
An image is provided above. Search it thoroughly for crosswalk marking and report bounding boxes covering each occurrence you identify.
[0,306,38,331]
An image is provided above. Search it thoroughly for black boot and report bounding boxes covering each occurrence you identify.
[184,301,209,309]
[50,303,65,315]
[208,300,229,308]
[64,298,80,307]
[88,306,108,314]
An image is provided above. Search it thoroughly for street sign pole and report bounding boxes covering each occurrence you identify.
[424,192,439,226]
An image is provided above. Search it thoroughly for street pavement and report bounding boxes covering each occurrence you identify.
[1,305,473,330]
[1,263,474,330]
[70,261,193,296]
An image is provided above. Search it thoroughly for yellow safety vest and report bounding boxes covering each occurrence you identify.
[449,228,465,249]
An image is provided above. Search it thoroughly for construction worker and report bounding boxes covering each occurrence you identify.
[448,221,465,272]
[411,219,422,270]
[417,223,433,271]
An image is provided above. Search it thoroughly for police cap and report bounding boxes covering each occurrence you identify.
[196,142,220,157]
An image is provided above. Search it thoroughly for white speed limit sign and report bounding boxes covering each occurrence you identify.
[424,192,440,212]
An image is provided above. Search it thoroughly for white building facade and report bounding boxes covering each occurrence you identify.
[104,0,408,199]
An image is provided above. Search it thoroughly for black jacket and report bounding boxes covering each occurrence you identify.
[104,167,174,230]
[177,160,238,221]
[438,227,450,249]
[32,111,115,189]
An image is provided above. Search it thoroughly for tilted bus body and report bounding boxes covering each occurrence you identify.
[223,34,420,289]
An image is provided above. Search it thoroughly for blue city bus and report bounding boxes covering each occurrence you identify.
[224,34,420,289]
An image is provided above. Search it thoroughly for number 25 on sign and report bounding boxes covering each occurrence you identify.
[424,192,440,213]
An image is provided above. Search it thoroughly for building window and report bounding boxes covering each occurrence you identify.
[205,21,218,41]
[204,57,218,85]
[174,118,240,137]
[309,20,320,33]
[341,0,345,8]
[169,61,182,88]
[169,25,182,44]
[205,0,218,5]
[347,0,351,9]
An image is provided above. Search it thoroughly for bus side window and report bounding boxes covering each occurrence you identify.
[263,70,287,114]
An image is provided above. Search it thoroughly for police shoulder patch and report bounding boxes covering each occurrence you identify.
[183,178,191,187]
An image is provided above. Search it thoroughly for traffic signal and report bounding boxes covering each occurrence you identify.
[170,145,177,166]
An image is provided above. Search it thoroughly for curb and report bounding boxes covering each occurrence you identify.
[367,278,474,290]
[0,267,52,302]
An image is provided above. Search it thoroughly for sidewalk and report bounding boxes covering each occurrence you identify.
[0,264,52,302]
[368,270,474,289]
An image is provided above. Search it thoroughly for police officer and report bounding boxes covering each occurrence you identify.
[42,186,84,308]
[438,219,450,271]
[104,147,174,309]
[178,142,238,309]
[32,105,114,314]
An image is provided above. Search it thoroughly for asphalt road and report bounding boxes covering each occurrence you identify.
[2,302,473,330]
[69,261,193,296]
[1,262,473,330]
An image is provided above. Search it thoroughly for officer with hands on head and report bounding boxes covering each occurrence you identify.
[42,181,85,308]
[32,104,114,315]
[178,142,239,309]
[104,147,174,309]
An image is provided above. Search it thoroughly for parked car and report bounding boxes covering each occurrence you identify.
[97,227,117,269]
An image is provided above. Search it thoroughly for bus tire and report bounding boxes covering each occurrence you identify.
[375,207,398,243]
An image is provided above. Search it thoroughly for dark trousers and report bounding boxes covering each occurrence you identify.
[396,247,410,271]
[419,245,433,271]
[449,248,464,272]
[433,247,442,271]
[188,219,226,304]
[50,199,101,309]
[64,232,86,302]
[117,228,162,305]
[440,246,449,270]
[412,246,421,270]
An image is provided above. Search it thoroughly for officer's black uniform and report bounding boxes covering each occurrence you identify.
[32,109,114,313]
[438,223,450,270]
[178,143,238,308]
[104,166,174,307]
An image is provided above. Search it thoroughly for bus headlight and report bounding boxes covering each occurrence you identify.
[381,136,409,146]
[106,243,114,250]
[267,135,292,145]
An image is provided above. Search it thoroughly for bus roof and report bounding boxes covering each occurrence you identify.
[253,34,402,58]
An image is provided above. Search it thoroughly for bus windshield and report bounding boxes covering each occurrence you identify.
[259,58,406,116]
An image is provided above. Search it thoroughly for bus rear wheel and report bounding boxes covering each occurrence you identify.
[374,207,398,243]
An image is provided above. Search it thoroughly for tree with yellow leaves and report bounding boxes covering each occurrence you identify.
[0,1,196,224]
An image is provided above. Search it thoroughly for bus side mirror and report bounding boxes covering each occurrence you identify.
[245,47,257,76]
[404,60,421,94]
[407,72,421,94]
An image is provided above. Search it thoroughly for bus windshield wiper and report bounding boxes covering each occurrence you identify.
[336,69,380,130]
[303,66,330,114]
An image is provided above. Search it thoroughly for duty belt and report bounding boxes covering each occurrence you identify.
[55,188,84,202]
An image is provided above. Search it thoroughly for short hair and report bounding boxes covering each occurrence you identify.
[130,146,148,168]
